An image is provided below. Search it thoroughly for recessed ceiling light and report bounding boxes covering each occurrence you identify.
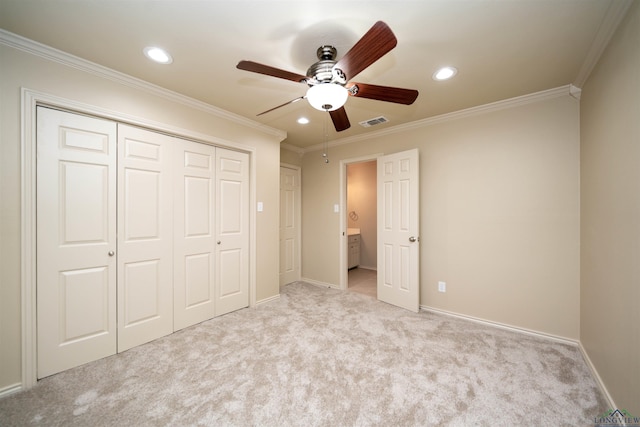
[297,117,310,124]
[143,46,173,64]
[433,66,457,81]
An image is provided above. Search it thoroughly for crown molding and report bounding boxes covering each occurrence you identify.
[280,143,305,156]
[569,84,582,101]
[573,0,634,88]
[303,84,573,153]
[0,29,286,141]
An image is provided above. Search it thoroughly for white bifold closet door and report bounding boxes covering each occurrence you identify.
[37,107,250,378]
[117,125,174,352]
[173,139,217,330]
[36,107,118,378]
[215,148,250,316]
[173,141,250,325]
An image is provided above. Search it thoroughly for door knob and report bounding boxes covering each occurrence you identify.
[217,241,221,245]
[409,236,418,243]
[108,251,115,256]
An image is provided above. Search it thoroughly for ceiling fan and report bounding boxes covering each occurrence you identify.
[236,21,419,132]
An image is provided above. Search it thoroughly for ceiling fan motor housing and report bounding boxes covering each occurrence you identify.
[306,45,347,85]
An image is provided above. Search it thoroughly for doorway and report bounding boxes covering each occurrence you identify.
[340,150,420,310]
[344,159,378,297]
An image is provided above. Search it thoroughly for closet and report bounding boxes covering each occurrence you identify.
[36,107,249,378]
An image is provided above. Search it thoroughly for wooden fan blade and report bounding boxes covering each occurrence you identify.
[237,60,308,83]
[333,21,397,81]
[347,83,419,105]
[257,96,305,116]
[329,107,351,132]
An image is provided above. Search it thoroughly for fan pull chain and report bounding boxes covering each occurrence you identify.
[322,110,329,163]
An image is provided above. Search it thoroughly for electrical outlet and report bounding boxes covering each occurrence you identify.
[438,281,446,293]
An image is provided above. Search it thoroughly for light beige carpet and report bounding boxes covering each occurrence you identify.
[0,282,607,426]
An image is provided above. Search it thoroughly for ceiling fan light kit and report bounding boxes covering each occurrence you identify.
[306,84,349,111]
[237,21,419,132]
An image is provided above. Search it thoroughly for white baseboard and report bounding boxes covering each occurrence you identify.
[578,342,617,411]
[255,294,280,306]
[0,382,22,399]
[421,305,579,347]
[420,305,619,412]
[300,277,340,290]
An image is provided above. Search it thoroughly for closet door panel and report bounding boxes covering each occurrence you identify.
[117,125,173,351]
[36,107,117,378]
[174,140,216,330]
[215,148,249,316]
[37,108,253,375]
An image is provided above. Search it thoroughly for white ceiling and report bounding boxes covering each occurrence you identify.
[0,0,627,149]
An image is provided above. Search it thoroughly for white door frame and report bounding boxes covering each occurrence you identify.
[339,153,383,290]
[20,88,258,390]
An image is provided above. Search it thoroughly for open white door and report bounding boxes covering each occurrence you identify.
[377,149,420,312]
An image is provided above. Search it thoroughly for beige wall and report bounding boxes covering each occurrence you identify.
[302,93,581,340]
[280,147,303,167]
[580,1,639,414]
[347,161,377,269]
[0,42,283,391]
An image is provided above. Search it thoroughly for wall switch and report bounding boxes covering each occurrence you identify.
[438,281,446,293]
[333,204,339,213]
[257,202,264,212]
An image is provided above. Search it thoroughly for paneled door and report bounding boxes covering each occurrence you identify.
[279,166,301,286]
[37,109,252,375]
[215,148,249,316]
[173,140,216,330]
[377,149,420,312]
[117,125,174,351]
[36,107,117,378]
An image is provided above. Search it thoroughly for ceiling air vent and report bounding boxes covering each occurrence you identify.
[359,116,389,128]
